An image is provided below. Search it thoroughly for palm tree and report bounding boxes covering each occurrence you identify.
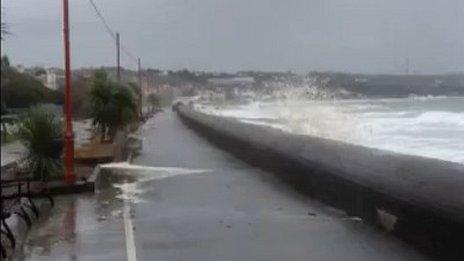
[89,70,113,141]
[89,70,137,142]
[147,93,161,113]
[16,107,63,181]
[128,82,142,118]
[110,83,137,136]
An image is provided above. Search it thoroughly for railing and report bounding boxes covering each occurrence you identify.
[1,177,54,258]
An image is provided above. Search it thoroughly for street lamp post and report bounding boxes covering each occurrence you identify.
[63,0,76,184]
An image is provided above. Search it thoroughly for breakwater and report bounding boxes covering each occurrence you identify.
[178,106,464,260]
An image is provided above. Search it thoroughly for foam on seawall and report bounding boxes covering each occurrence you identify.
[197,97,464,164]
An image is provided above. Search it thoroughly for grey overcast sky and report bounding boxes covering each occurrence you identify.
[1,0,463,73]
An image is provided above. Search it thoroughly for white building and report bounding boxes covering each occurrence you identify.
[41,68,64,90]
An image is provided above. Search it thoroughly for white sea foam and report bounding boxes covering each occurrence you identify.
[100,162,213,203]
[199,97,464,164]
[414,111,464,127]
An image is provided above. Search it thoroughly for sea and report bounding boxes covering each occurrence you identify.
[198,96,464,164]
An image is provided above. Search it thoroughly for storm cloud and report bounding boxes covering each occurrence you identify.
[1,0,463,73]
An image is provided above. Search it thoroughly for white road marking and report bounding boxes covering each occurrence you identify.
[102,162,212,261]
[124,202,137,261]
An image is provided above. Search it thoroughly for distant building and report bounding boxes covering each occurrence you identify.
[15,65,25,73]
[40,68,64,90]
[207,77,255,87]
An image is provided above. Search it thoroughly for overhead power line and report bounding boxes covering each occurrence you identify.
[88,0,138,64]
[120,43,138,63]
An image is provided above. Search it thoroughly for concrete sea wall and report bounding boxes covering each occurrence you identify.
[178,107,464,260]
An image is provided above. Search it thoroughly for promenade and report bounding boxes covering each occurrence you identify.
[17,112,428,260]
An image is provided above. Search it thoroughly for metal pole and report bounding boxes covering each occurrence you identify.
[137,58,143,117]
[62,0,75,184]
[116,32,121,82]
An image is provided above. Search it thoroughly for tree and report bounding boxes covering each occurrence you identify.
[90,70,114,141]
[1,55,10,68]
[128,82,142,117]
[1,56,63,108]
[16,107,63,181]
[112,84,137,129]
[71,76,92,118]
[1,70,63,107]
[147,93,161,112]
[34,68,47,76]
[146,68,162,75]
[89,70,137,142]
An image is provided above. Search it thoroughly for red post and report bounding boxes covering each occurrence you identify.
[63,0,75,184]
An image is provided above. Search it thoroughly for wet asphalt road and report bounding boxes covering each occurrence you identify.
[17,112,430,260]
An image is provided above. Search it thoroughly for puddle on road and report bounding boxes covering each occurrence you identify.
[99,162,212,203]
[16,164,212,260]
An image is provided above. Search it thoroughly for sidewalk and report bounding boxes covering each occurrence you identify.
[16,112,429,260]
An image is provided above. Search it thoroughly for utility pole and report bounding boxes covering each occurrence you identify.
[137,58,143,117]
[62,0,75,184]
[116,32,121,82]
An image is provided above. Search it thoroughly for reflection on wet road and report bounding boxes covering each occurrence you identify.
[18,112,430,261]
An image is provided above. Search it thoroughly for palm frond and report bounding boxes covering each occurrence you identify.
[16,106,63,181]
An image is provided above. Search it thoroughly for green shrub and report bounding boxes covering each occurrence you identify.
[16,107,63,181]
